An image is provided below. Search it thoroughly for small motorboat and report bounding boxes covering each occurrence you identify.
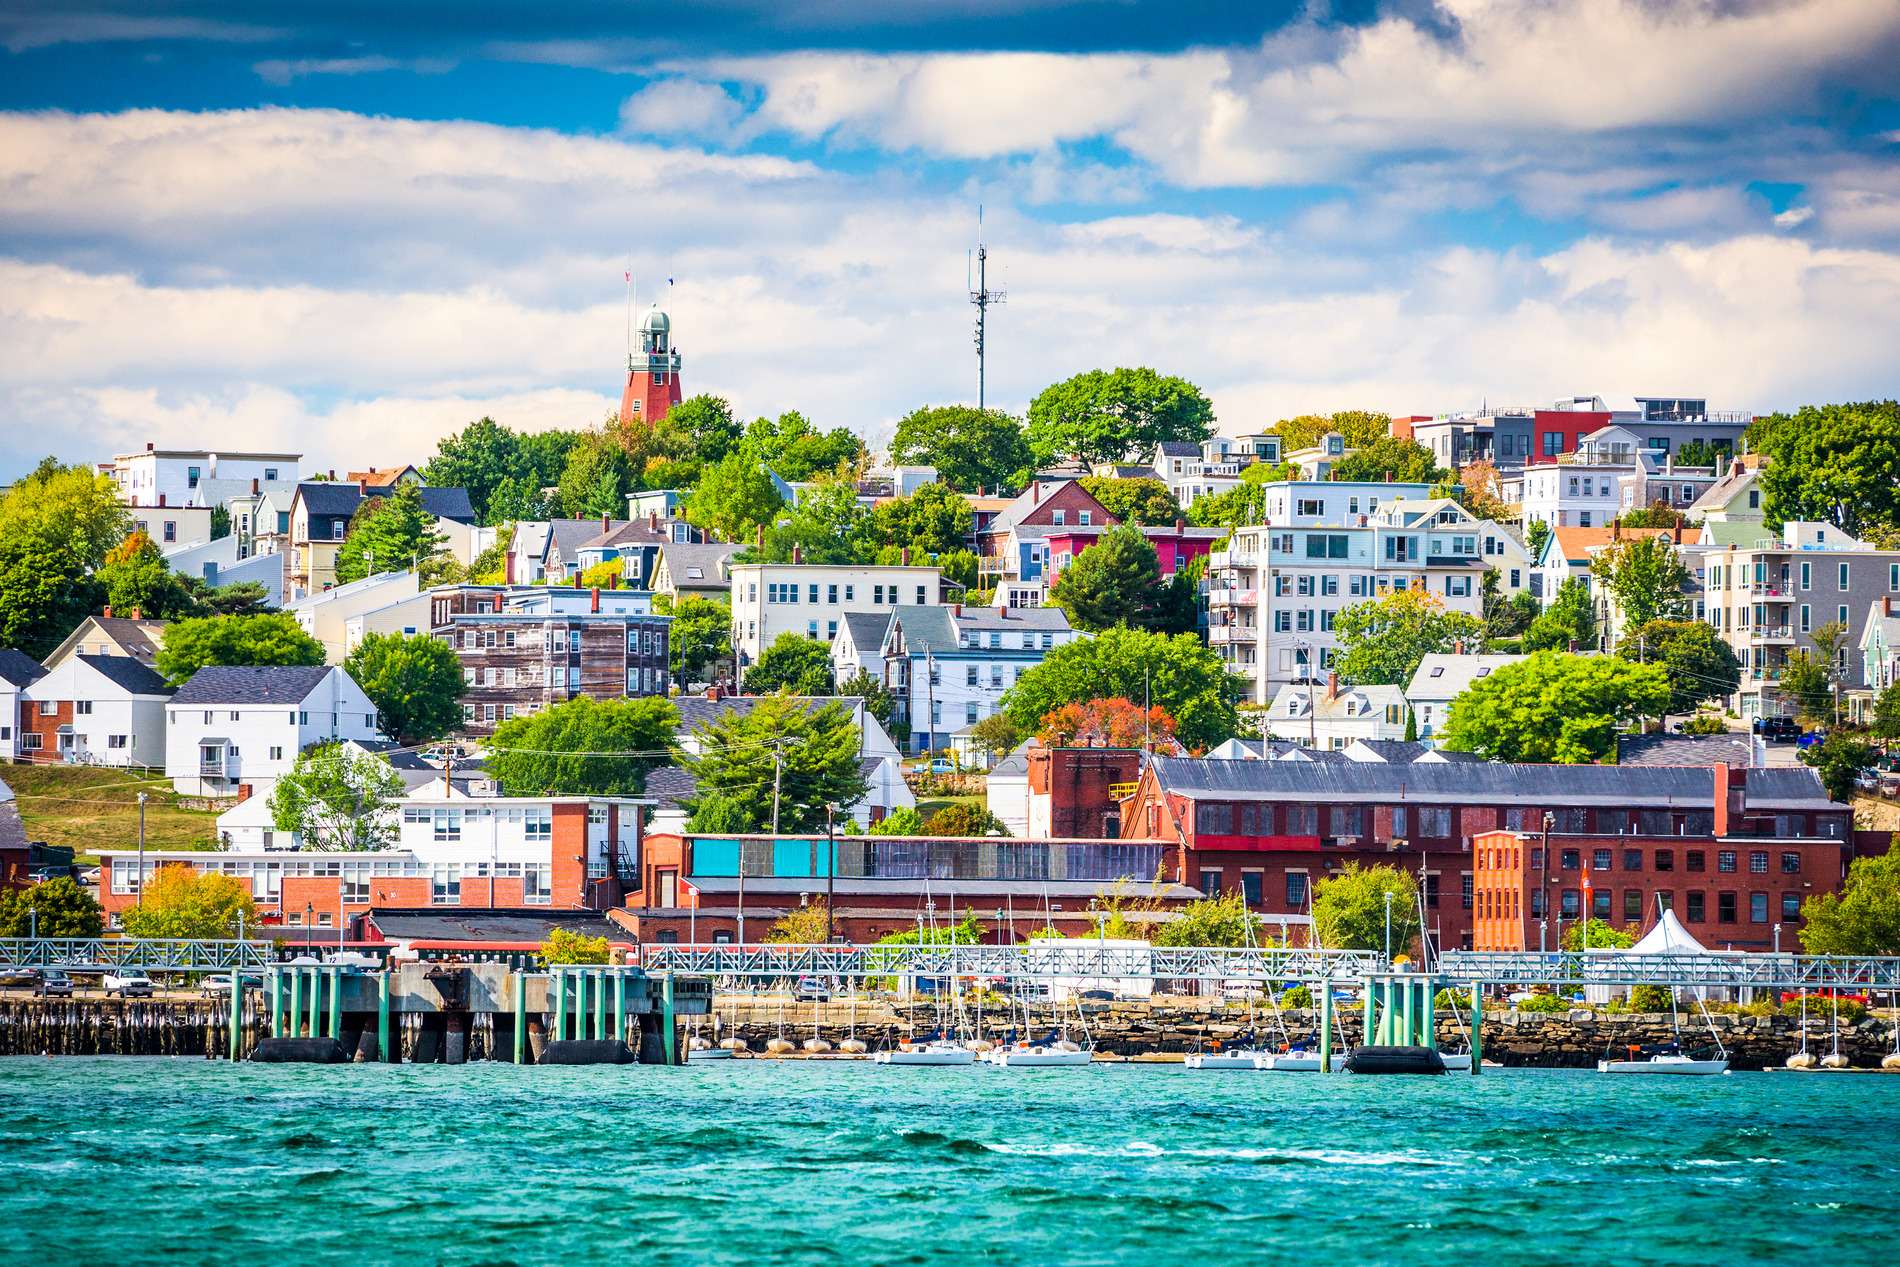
[687,1045,735,1061]
[1597,1053,1729,1075]
[1184,1050,1265,1070]
[875,1042,977,1066]
[1440,1052,1472,1072]
[1258,1047,1349,1072]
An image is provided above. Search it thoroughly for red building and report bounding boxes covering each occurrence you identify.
[1044,520,1224,583]
[1527,409,1612,464]
[1121,757,1853,952]
[619,306,683,425]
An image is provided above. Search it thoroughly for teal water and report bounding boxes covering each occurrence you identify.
[1,1058,1892,1266]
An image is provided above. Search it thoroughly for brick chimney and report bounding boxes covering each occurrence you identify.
[504,551,516,584]
[953,603,961,617]
[129,606,142,620]
[158,493,166,507]
[251,477,259,494]
[1453,639,1464,655]
[901,547,911,566]
[649,510,659,531]
[1174,518,1185,532]
[1673,523,1682,544]
[792,543,803,564]
[103,605,113,619]
[146,441,153,451]
[1326,671,1338,700]
[329,469,335,480]
[1712,763,1730,837]
[591,586,600,613]
[1887,596,1894,618]
[358,478,367,495]
[600,512,610,531]
[1385,471,1393,482]
[1031,484,1040,504]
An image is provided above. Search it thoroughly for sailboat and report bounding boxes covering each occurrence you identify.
[1598,985,1729,1074]
[874,1025,976,1066]
[994,1027,1092,1066]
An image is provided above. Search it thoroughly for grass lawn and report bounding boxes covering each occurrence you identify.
[5,765,224,861]
[916,794,987,818]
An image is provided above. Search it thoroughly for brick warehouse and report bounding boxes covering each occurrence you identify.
[1121,758,1851,952]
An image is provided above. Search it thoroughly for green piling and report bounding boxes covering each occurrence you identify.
[327,968,340,1041]
[592,972,604,1042]
[662,971,675,1066]
[1318,983,1334,1072]
[229,969,241,1062]
[289,969,302,1038]
[269,969,282,1038]
[378,972,391,1064]
[614,974,626,1049]
[513,972,526,1065]
[1470,980,1482,1075]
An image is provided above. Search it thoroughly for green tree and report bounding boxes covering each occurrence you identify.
[1523,577,1598,652]
[0,458,126,659]
[867,806,927,836]
[685,794,761,833]
[685,448,784,545]
[486,695,680,794]
[1004,626,1243,752]
[1800,850,1900,954]
[678,693,871,834]
[1147,555,1204,638]
[869,482,974,558]
[837,669,896,728]
[1562,919,1635,951]
[1757,400,1900,535]
[1153,892,1253,947]
[890,405,1033,492]
[342,632,467,745]
[756,475,874,564]
[267,741,406,850]
[1050,526,1164,632]
[1779,650,1836,723]
[1873,681,1900,741]
[96,529,190,620]
[1187,463,1274,529]
[938,549,979,594]
[1616,619,1742,717]
[540,928,611,964]
[1331,436,1448,484]
[1800,732,1879,803]
[745,632,835,695]
[969,711,1022,761]
[668,595,732,684]
[177,577,275,619]
[1525,518,1552,561]
[746,410,863,481]
[766,899,833,944]
[0,877,104,937]
[1332,588,1484,687]
[1026,368,1216,468]
[1438,651,1670,763]
[1079,477,1182,526]
[154,612,325,685]
[1271,411,1392,454]
[657,394,743,467]
[921,804,1010,837]
[1481,567,1538,640]
[557,426,634,519]
[1312,863,1421,955]
[423,416,521,524]
[119,866,256,939]
[1591,534,1691,628]
[334,483,450,585]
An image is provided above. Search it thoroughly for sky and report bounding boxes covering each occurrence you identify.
[3,0,1900,480]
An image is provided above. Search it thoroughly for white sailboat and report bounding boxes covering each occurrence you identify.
[1598,985,1729,1075]
[875,1028,977,1066]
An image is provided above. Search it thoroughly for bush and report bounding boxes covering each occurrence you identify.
[1629,983,1675,1012]
[1516,992,1572,1013]
[922,804,1010,837]
[1434,986,1477,1013]
[1277,985,1313,1009]
[1683,713,1728,735]
[540,928,610,964]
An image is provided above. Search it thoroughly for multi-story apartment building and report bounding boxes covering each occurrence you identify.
[428,584,672,736]
[286,478,476,600]
[1701,521,1900,720]
[1417,397,1750,475]
[165,665,381,796]
[107,445,301,516]
[728,558,944,670]
[1206,484,1531,700]
[1513,445,1638,529]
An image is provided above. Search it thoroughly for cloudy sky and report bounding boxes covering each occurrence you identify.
[3,0,1899,480]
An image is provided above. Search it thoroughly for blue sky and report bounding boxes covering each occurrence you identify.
[3,0,1899,479]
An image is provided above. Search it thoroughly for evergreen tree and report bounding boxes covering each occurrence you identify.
[334,484,449,585]
[1050,526,1163,631]
[678,693,870,834]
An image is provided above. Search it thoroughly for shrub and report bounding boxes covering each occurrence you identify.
[1434,986,1477,1013]
[540,928,610,964]
[1277,985,1313,1009]
[1628,984,1675,1012]
[1516,992,1571,1013]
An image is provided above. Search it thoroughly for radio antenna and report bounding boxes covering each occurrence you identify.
[969,205,1005,410]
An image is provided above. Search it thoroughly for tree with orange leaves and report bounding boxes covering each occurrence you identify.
[1037,697,1179,751]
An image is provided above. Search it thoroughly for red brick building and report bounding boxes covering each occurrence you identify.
[619,307,683,424]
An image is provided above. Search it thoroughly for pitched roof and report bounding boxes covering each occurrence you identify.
[1155,441,1202,457]
[643,765,699,809]
[890,605,958,656]
[1616,733,1764,768]
[76,616,170,662]
[545,518,629,561]
[1350,739,1431,763]
[838,610,894,651]
[1145,755,1745,806]
[1744,767,1840,809]
[672,694,864,733]
[951,606,1073,632]
[172,665,334,705]
[75,654,172,696]
[0,648,47,688]
[1406,653,1530,701]
[1548,525,1670,566]
[296,481,475,524]
[658,540,738,584]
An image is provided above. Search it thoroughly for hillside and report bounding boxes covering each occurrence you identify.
[3,765,224,862]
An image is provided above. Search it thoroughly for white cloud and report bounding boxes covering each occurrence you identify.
[618,79,746,140]
[252,56,457,87]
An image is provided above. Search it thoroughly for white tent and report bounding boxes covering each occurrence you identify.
[1629,909,1709,955]
[1584,909,1739,1003]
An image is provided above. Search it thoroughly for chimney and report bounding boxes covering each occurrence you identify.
[1326,671,1338,700]
[591,587,600,613]
[609,573,618,590]
[704,685,720,700]
[1665,452,1674,475]
[145,442,153,452]
[756,525,764,548]
[1567,639,1577,653]
[601,512,610,531]
[1384,471,1393,482]
[103,605,113,619]
[358,478,367,495]
[251,477,259,494]
[1672,523,1682,544]
[1613,519,1622,540]
[157,493,166,507]
[1454,639,1464,655]
[953,603,961,617]
[901,547,910,566]
[1712,763,1730,837]
[1174,518,1185,533]
[129,606,142,620]
[649,510,659,531]
[792,543,803,564]
[504,551,516,585]
[998,601,1007,618]
[329,469,335,481]
[237,783,252,803]
[1886,596,1893,618]
[1031,484,1040,504]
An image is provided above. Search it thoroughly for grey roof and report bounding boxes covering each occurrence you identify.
[1744,767,1840,810]
[643,765,699,809]
[172,664,332,705]
[0,799,25,849]
[681,876,1201,900]
[364,908,629,943]
[545,518,628,563]
[1420,747,1489,764]
[1406,653,1530,701]
[838,610,894,652]
[75,654,172,696]
[952,606,1072,631]
[891,605,958,656]
[673,694,862,733]
[296,481,476,524]
[1146,755,1753,806]
[0,648,46,688]
[1353,739,1431,762]
[659,540,738,585]
[1108,466,1158,480]
[1155,441,1202,457]
[1617,733,1763,769]
[1689,466,1759,513]
[988,739,1038,778]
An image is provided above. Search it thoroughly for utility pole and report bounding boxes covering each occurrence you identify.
[137,792,147,908]
[969,224,1005,410]
[771,738,785,834]
[1540,811,1554,953]
[825,802,839,944]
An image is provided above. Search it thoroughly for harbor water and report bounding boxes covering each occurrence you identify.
[3,1057,1894,1266]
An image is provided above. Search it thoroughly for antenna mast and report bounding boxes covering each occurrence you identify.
[970,209,1005,409]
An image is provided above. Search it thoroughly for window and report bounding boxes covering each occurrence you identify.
[1782,893,1801,921]
[1623,849,1642,871]
[1748,850,1768,873]
[1592,849,1612,871]
[808,584,819,604]
[1241,872,1263,904]
[990,665,1003,687]
[1624,890,1643,921]
[1840,563,1850,591]
[828,584,838,605]
[1717,850,1737,873]
[432,864,461,904]
[1781,852,1800,874]
[1592,889,1612,919]
[1298,499,1324,516]
[1052,510,1065,526]
[1687,891,1706,922]
[807,621,818,640]
[1717,892,1737,922]
[873,584,884,604]
[916,586,927,605]
[1749,892,1769,923]
[1655,849,1673,872]
[965,702,978,725]
[1286,873,1307,907]
[966,664,978,686]
[1685,850,1705,872]
[1560,889,1579,918]
[1561,848,1580,870]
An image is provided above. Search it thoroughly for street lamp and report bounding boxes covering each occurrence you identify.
[824,801,841,944]
[136,792,148,909]
[1383,891,1394,963]
[1774,923,1782,956]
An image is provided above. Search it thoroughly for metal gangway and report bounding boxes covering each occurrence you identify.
[0,938,277,972]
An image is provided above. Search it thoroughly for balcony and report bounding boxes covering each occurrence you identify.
[1748,583,1792,598]
[1209,626,1255,645]
[1207,588,1258,607]
[1749,626,1795,644]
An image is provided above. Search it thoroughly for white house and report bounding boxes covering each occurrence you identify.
[1264,679,1409,750]
[285,569,427,662]
[166,665,382,796]
[19,655,173,767]
[1404,653,1529,747]
[108,446,301,515]
[867,603,1084,754]
[728,560,945,671]
[0,649,47,762]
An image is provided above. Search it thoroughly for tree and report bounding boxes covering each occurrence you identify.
[868,482,973,558]
[334,483,450,585]
[890,405,1033,492]
[1618,501,1686,529]
[657,394,743,468]
[1332,589,1485,687]
[1186,462,1278,530]
[1757,400,1900,536]
[1331,437,1447,485]
[1460,459,1512,522]
[1438,651,1671,763]
[1615,620,1741,717]
[1873,681,1900,742]
[1800,732,1879,803]
[1562,919,1635,951]
[0,877,104,937]
[1079,477,1181,526]
[968,711,1022,761]
[685,794,761,833]
[119,866,256,939]
[938,549,979,594]
[266,742,405,850]
[1780,651,1836,723]
[485,696,678,795]
[541,928,611,964]
[1525,518,1552,561]
[342,632,467,745]
[756,475,874,564]
[1312,863,1421,955]
[668,595,732,684]
[0,458,126,659]
[97,529,191,620]
[1591,534,1691,629]
[1272,411,1391,454]
[557,425,635,519]
[685,448,784,545]
[178,577,274,618]
[678,693,871,834]
[1153,892,1252,947]
[1005,627,1243,752]
[1026,368,1216,468]
[743,411,863,482]
[745,632,835,695]
[868,807,927,836]
[922,804,1010,837]
[154,612,325,685]
[1801,850,1900,954]
[424,417,521,525]
[1481,567,1538,640]
[1523,577,1597,652]
[1050,525,1164,631]
[837,669,896,728]
[1037,698,1178,750]
[766,899,833,943]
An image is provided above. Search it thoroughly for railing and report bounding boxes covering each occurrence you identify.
[1748,584,1790,597]
[1749,626,1794,641]
[1440,951,1900,991]
[0,938,278,971]
[637,943,1378,982]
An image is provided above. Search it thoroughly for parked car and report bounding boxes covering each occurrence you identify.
[0,966,42,988]
[198,974,261,998]
[80,867,101,885]
[1755,716,1801,741]
[1797,730,1827,750]
[793,976,831,1002]
[103,971,156,998]
[37,971,74,999]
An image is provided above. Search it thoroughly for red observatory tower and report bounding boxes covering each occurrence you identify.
[619,305,683,425]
